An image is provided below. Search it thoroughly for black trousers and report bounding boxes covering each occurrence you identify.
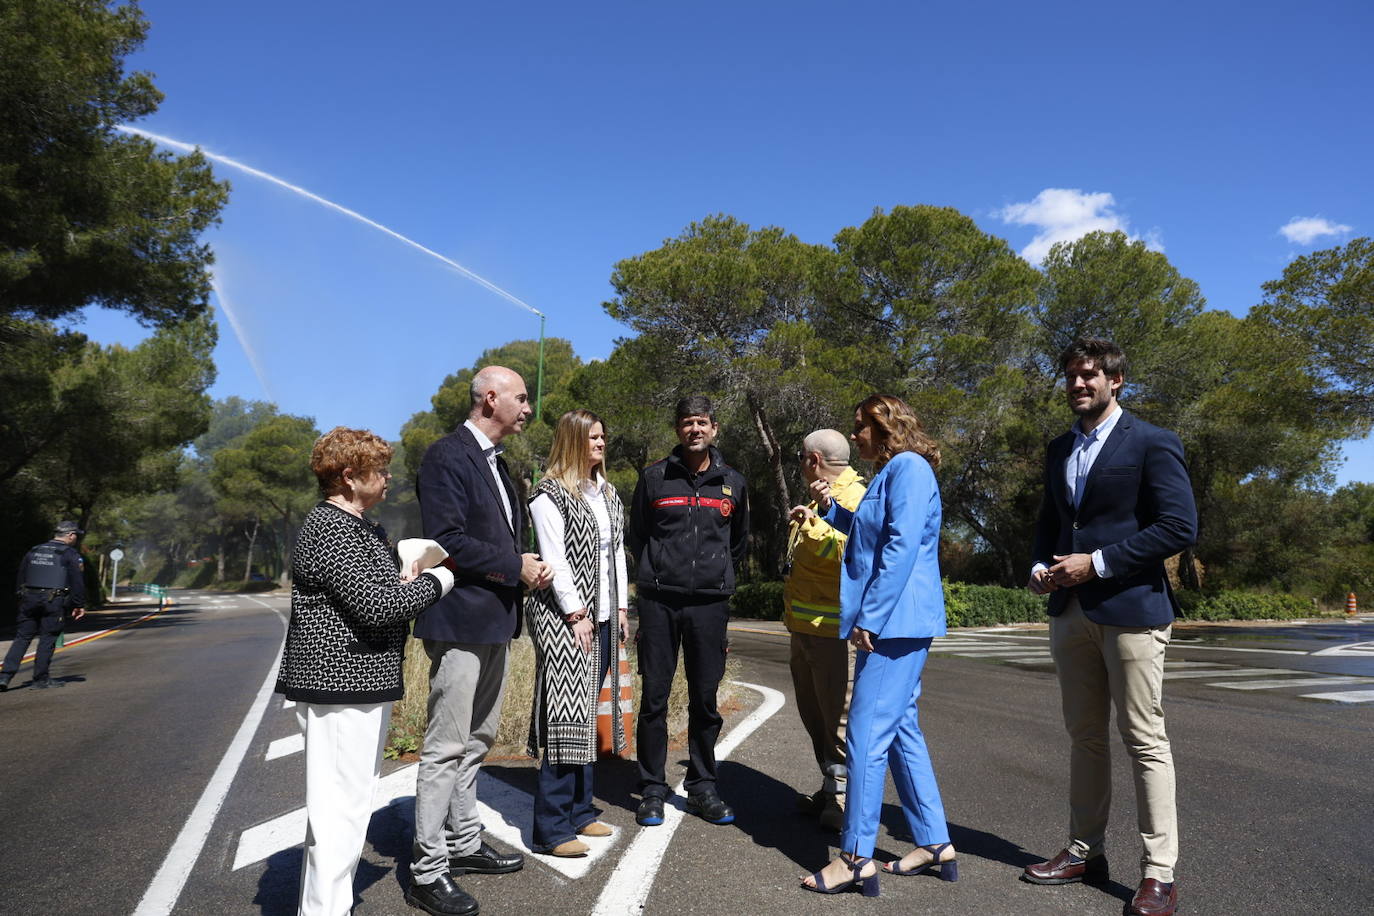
[635,591,729,798]
[2,596,65,682]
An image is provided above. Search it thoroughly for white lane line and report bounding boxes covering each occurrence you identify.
[590,681,786,916]
[1165,661,1224,668]
[282,699,296,709]
[1215,676,1374,690]
[948,647,1046,655]
[265,734,304,761]
[1301,689,1374,703]
[1005,656,1055,665]
[134,598,287,916]
[1168,644,1308,656]
[1163,668,1300,679]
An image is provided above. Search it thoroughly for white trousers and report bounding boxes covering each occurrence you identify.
[295,701,392,916]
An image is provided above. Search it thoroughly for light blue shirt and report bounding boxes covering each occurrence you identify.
[1035,404,1122,580]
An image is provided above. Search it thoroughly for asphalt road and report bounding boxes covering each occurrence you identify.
[2,593,1372,915]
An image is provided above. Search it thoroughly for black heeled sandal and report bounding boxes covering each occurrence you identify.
[801,853,881,897]
[882,842,959,881]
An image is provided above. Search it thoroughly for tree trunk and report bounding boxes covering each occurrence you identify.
[242,518,259,583]
[745,390,790,577]
[278,511,292,588]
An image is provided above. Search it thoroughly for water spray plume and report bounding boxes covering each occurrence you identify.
[210,269,275,402]
[117,125,544,318]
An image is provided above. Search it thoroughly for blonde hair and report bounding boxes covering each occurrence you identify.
[856,395,941,471]
[545,409,606,497]
[311,427,394,496]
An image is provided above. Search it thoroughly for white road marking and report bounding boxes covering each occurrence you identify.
[1215,676,1374,690]
[1006,655,1055,665]
[134,598,287,916]
[1163,668,1302,679]
[1312,641,1374,657]
[590,681,786,916]
[949,649,1049,657]
[1301,689,1374,703]
[281,699,295,709]
[265,734,304,761]
[231,764,620,880]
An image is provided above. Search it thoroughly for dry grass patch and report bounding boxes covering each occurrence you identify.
[388,633,741,759]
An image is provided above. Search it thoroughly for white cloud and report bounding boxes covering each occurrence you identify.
[999,188,1160,264]
[1278,216,1352,245]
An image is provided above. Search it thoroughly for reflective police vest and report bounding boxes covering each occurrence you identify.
[22,542,69,589]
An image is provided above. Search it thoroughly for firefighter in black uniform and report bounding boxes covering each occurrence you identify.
[630,396,749,829]
[2,520,87,690]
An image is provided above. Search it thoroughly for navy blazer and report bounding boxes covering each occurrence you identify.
[1032,410,1197,628]
[414,426,525,644]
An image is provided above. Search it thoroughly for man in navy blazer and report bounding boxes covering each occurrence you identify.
[1022,338,1196,916]
[408,366,551,916]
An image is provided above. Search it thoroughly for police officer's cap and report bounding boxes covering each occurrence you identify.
[54,520,84,535]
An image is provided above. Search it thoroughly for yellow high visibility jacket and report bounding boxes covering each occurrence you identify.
[783,466,866,637]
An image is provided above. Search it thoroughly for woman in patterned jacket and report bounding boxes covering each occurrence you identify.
[276,427,455,916]
[525,409,629,857]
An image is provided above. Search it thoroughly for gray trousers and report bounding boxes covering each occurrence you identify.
[411,640,509,885]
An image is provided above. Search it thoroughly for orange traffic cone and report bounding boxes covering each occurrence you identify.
[1347,592,1358,616]
[597,642,634,757]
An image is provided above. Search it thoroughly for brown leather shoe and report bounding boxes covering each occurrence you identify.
[1020,849,1109,885]
[1127,878,1177,915]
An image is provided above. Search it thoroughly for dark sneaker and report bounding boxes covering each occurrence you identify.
[686,791,735,825]
[635,795,665,827]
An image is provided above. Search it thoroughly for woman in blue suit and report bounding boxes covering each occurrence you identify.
[798,394,956,897]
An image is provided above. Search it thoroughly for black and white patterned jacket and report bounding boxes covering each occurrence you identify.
[276,502,446,704]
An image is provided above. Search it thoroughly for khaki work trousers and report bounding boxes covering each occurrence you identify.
[1050,597,1178,882]
[788,631,851,794]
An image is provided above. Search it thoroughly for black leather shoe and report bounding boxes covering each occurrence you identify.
[1021,849,1108,885]
[636,795,665,826]
[448,841,523,875]
[32,678,63,689]
[686,790,735,825]
[406,874,479,916]
[0,675,11,692]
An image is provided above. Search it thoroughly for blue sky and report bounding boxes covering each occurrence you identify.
[73,0,1372,484]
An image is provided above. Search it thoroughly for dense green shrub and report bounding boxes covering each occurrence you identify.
[944,581,1047,627]
[1182,590,1316,621]
[730,581,785,619]
[727,580,1323,627]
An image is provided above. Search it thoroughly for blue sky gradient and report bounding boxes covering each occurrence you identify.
[71,1,1372,483]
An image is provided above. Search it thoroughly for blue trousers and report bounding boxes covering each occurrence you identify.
[532,622,613,850]
[841,637,949,858]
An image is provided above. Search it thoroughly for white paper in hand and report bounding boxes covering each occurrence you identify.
[397,538,449,573]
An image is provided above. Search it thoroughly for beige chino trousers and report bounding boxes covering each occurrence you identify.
[1050,597,1177,882]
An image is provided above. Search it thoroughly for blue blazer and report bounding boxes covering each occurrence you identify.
[825,451,945,641]
[1032,409,1197,628]
[414,426,526,644]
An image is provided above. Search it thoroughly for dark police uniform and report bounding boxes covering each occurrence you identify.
[2,532,86,689]
[629,444,749,802]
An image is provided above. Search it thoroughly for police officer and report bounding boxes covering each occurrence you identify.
[1,521,87,691]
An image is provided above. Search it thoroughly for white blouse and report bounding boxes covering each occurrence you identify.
[529,478,628,622]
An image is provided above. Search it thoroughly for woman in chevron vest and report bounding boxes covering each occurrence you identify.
[525,409,630,857]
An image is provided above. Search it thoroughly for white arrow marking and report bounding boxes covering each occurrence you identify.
[1313,641,1374,657]
[590,680,786,916]
[265,734,303,761]
[232,766,620,880]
